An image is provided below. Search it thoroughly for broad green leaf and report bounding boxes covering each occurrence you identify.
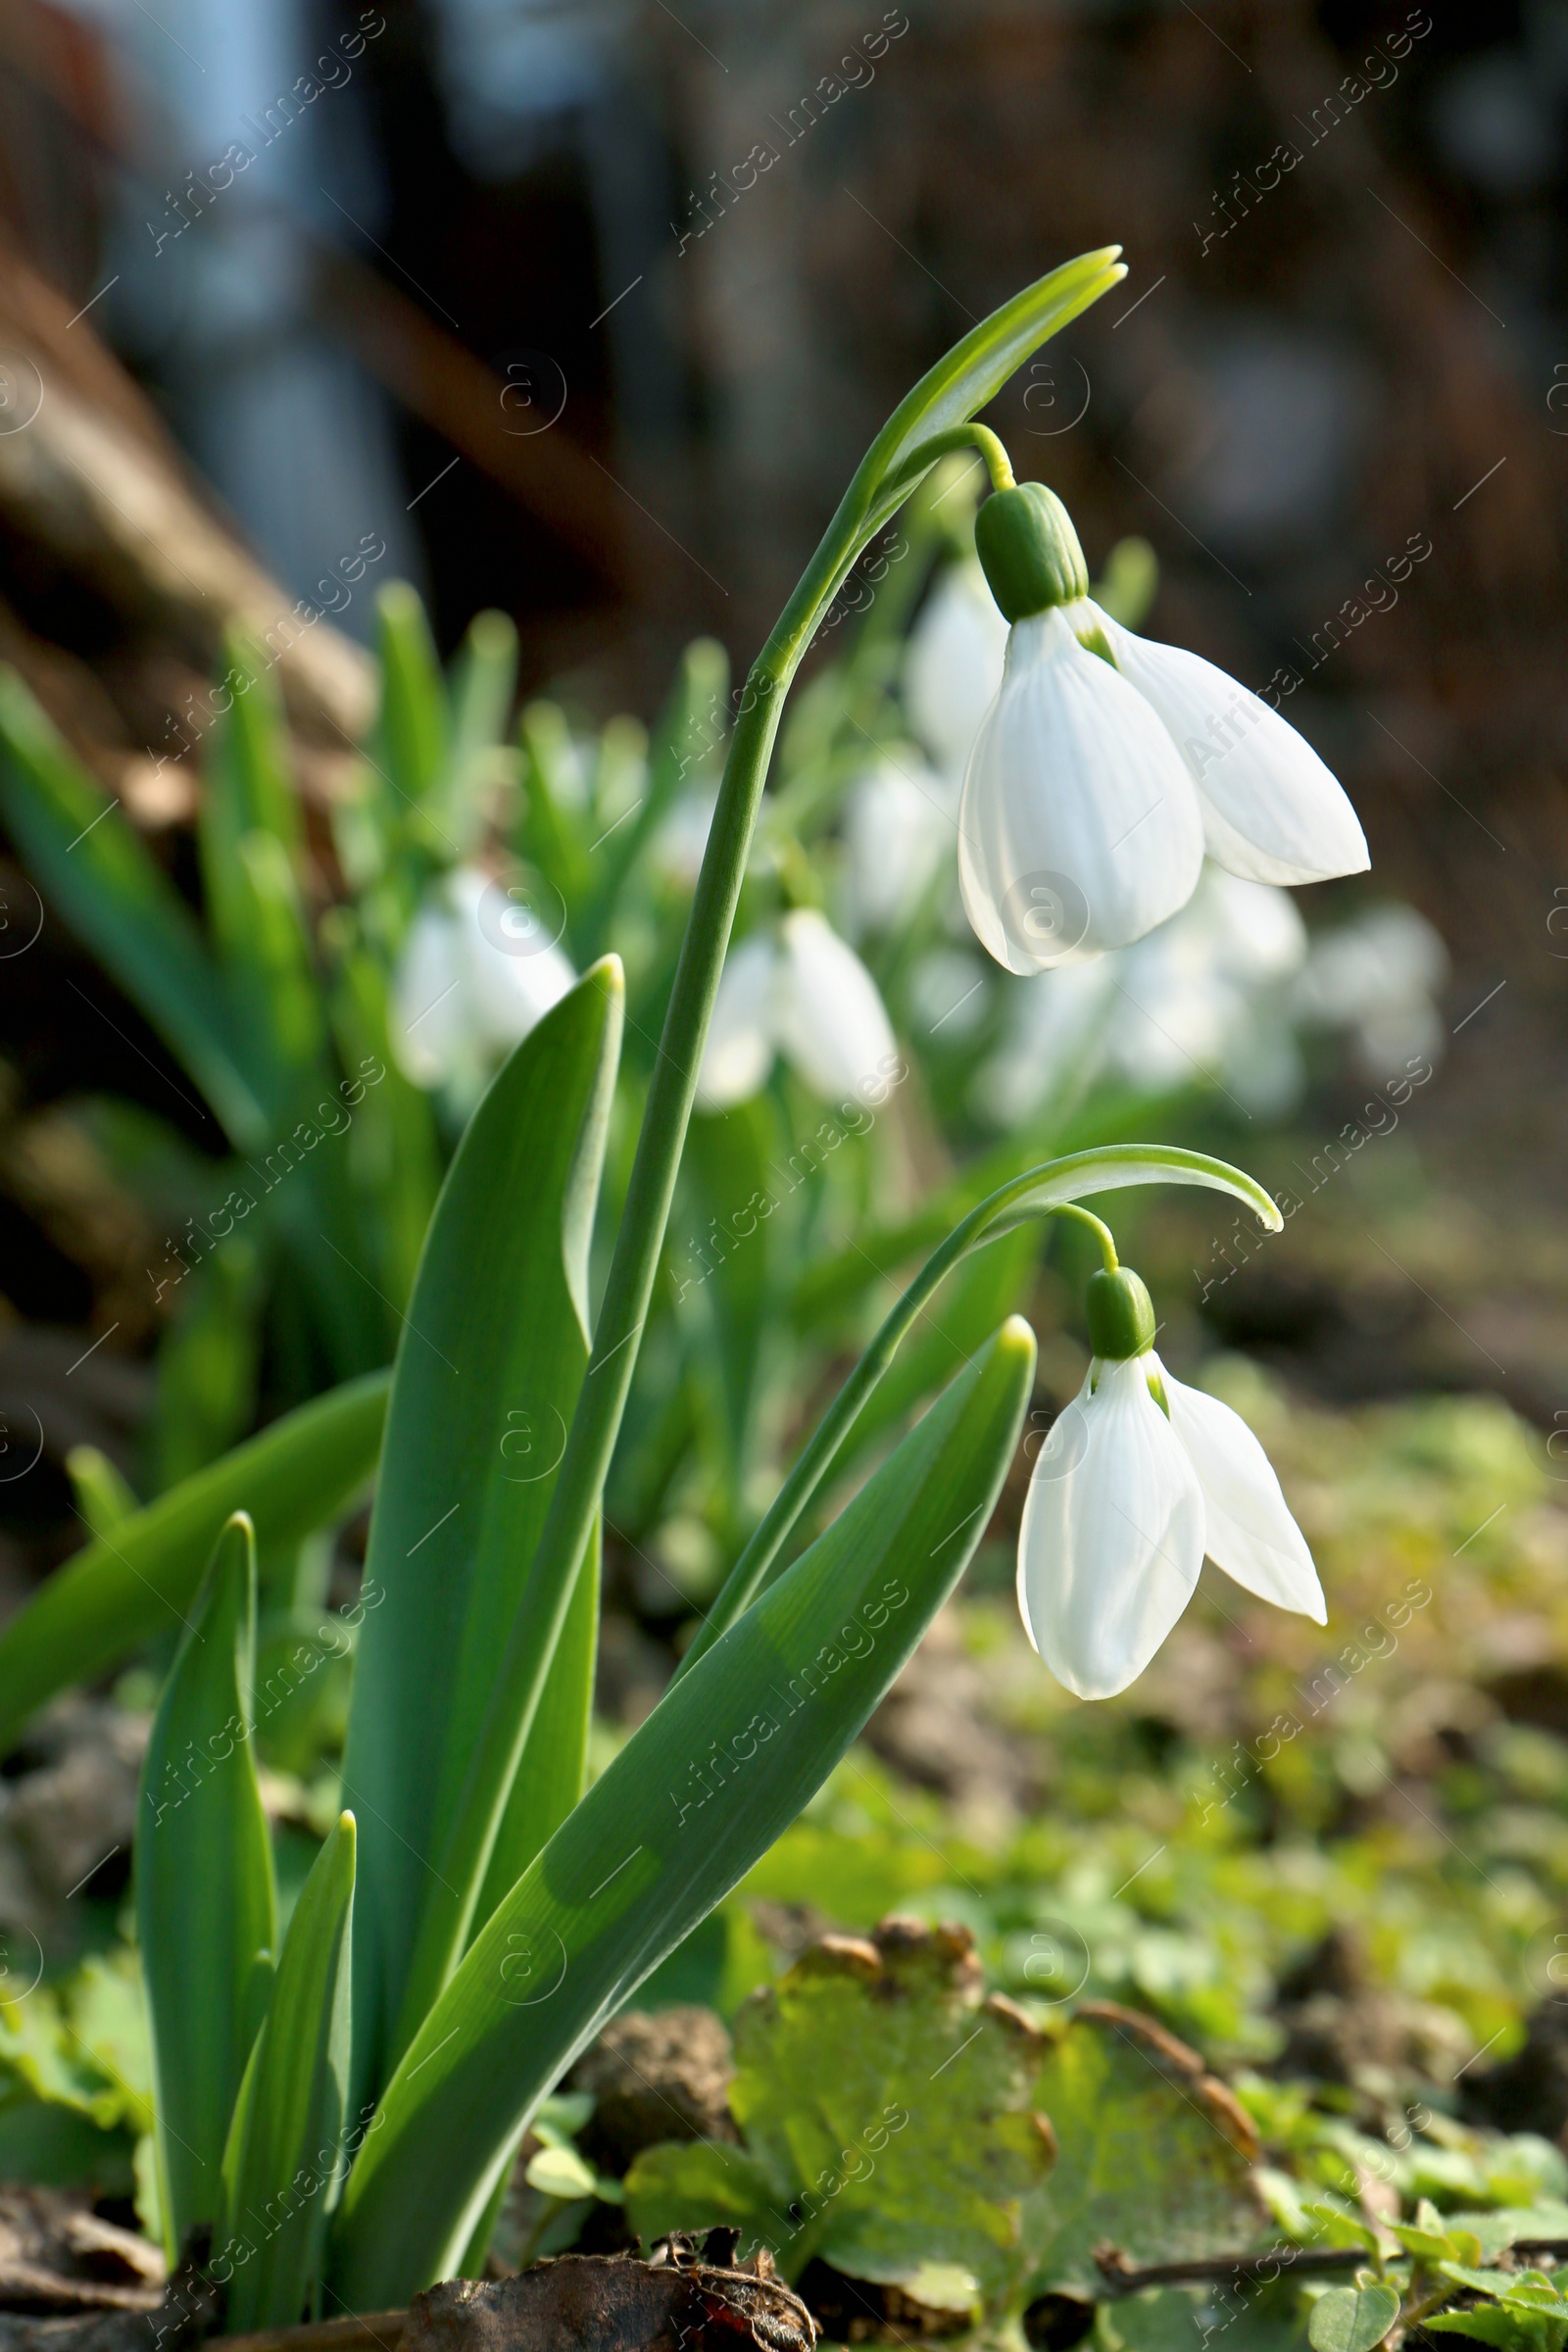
[622,2139,780,2246]
[328,1316,1034,2306]
[678,1102,780,1506]
[473,1520,600,1933]
[627,1919,1053,2307]
[66,1446,138,1540]
[342,961,623,2099]
[1023,2004,1264,2293]
[1100,2283,1310,2352]
[1445,2207,1568,2262]
[136,1514,276,2259]
[0,1370,388,1754]
[1307,2284,1400,2352]
[220,1811,356,2328]
[1426,2313,1549,2349]
[0,667,265,1143]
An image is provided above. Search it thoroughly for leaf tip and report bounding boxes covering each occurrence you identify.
[585,952,625,1002]
[997,1313,1038,1374]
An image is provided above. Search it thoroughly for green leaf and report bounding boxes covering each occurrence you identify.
[145,1236,263,1494]
[220,1810,356,2329]
[328,1316,1035,2306]
[136,1513,276,2259]
[627,1919,1054,2307]
[0,667,265,1144]
[375,583,448,808]
[620,2139,781,2246]
[1024,2005,1264,2294]
[1426,2313,1550,2349]
[65,1446,138,1540]
[472,1520,600,1934]
[1307,2285,1400,2352]
[341,960,623,2100]
[688,1144,1281,1675]
[786,250,1126,637]
[0,1370,388,1754]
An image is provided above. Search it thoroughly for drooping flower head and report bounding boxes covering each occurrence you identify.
[697,908,899,1112]
[959,481,1369,975]
[1018,1254,1324,1699]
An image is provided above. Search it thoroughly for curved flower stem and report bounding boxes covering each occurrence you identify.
[881,421,1016,496]
[676,1148,1266,1679]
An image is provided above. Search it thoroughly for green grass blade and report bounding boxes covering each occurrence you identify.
[0,1371,389,1753]
[375,583,447,808]
[136,1513,276,2258]
[341,961,623,2104]
[220,1811,356,2328]
[328,1317,1034,2305]
[0,668,266,1144]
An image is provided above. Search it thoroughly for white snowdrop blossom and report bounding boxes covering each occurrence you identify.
[843,753,957,937]
[390,864,575,1092]
[696,909,899,1111]
[957,482,1368,975]
[975,865,1308,1127]
[1018,1264,1324,1700]
[903,558,1009,778]
[1291,902,1448,1074]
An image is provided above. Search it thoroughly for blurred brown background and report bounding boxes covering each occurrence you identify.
[0,0,1566,1468]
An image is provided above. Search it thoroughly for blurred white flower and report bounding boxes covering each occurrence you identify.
[653,789,715,889]
[903,558,1009,778]
[975,866,1307,1127]
[697,909,898,1111]
[1291,902,1448,1074]
[390,864,575,1091]
[907,946,989,1042]
[843,752,957,937]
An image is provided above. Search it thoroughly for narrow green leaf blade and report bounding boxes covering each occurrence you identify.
[328,1317,1035,2305]
[0,1371,389,1753]
[375,583,447,807]
[136,1514,276,2258]
[220,1811,356,2328]
[473,1520,600,1930]
[0,668,266,1142]
[341,961,623,2102]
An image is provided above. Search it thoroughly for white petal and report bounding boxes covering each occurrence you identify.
[1085,603,1368,886]
[958,608,1203,976]
[390,906,467,1088]
[449,866,576,1050]
[844,754,957,936]
[1160,1363,1326,1622]
[774,908,899,1105]
[696,934,778,1109]
[904,559,1010,779]
[1017,1355,1205,1699]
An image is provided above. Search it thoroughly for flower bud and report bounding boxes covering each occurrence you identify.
[974,483,1089,621]
[1084,1265,1155,1360]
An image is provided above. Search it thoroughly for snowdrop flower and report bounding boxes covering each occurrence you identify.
[843,753,957,937]
[1291,902,1447,1074]
[903,558,1009,778]
[975,866,1308,1127]
[1019,1260,1325,1700]
[391,864,575,1091]
[697,909,898,1111]
[958,482,1368,975]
